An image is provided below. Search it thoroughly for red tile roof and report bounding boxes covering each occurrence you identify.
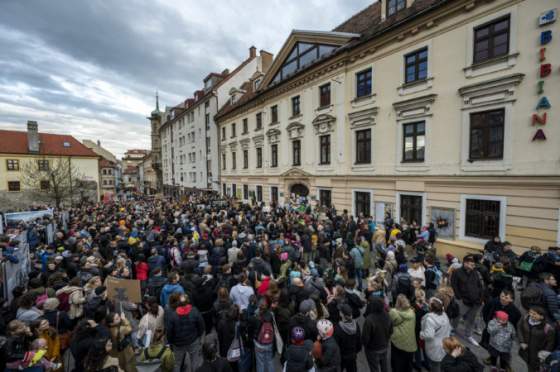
[99,159,116,168]
[0,129,98,157]
[333,2,381,34]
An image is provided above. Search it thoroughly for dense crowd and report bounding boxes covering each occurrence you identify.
[0,194,559,372]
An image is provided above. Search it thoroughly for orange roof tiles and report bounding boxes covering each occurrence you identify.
[0,129,98,157]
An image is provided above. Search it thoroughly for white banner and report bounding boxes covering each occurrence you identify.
[4,209,53,224]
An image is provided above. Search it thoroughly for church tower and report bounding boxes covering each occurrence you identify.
[148,92,163,192]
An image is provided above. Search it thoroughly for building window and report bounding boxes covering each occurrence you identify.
[319,189,332,208]
[356,68,372,98]
[231,152,236,169]
[6,159,19,171]
[270,42,337,84]
[319,135,331,165]
[256,148,263,168]
[291,96,301,116]
[271,186,279,204]
[319,83,331,107]
[256,113,263,130]
[223,183,227,195]
[37,160,49,171]
[400,194,423,225]
[40,180,49,190]
[231,123,236,138]
[102,169,107,175]
[387,0,405,17]
[242,118,248,134]
[403,121,425,162]
[404,47,428,84]
[355,129,371,164]
[354,191,371,217]
[469,109,504,161]
[271,105,278,123]
[222,153,226,170]
[256,185,263,202]
[205,113,210,130]
[232,184,237,198]
[243,184,249,200]
[221,127,226,141]
[8,181,20,191]
[292,140,301,166]
[271,144,278,167]
[465,199,501,239]
[243,150,249,169]
[473,16,510,64]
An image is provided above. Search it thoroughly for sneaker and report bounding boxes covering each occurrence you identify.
[467,336,480,347]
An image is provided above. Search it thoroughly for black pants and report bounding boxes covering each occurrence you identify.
[391,343,413,372]
[365,348,388,372]
[488,345,511,369]
[341,356,357,372]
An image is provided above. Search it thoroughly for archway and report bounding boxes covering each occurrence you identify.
[290,183,309,197]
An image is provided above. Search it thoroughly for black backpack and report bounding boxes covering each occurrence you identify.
[396,274,413,298]
[521,282,544,310]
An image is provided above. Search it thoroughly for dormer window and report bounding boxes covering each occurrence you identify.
[387,0,406,17]
[63,141,71,148]
[254,78,262,90]
[271,42,337,85]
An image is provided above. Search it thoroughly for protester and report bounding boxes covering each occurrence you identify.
[517,306,556,372]
[389,294,417,372]
[420,297,451,372]
[441,337,483,372]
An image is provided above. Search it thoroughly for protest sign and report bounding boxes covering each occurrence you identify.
[105,276,142,303]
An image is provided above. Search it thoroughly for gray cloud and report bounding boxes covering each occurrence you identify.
[0,0,372,157]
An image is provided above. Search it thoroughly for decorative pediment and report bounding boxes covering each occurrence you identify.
[348,107,378,129]
[286,121,305,140]
[280,167,313,178]
[458,73,524,109]
[392,94,437,121]
[266,128,281,144]
[240,138,251,149]
[312,114,336,135]
[260,30,359,89]
[252,134,265,146]
[228,141,238,150]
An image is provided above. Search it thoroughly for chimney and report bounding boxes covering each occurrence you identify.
[249,46,257,58]
[27,120,39,153]
[221,69,230,76]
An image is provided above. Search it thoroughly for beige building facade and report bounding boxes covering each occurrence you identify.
[215,0,560,256]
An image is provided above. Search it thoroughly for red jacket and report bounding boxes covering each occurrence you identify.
[136,262,149,281]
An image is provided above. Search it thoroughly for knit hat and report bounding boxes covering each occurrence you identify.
[398,264,408,273]
[95,286,107,296]
[495,311,509,322]
[291,326,305,342]
[299,299,316,314]
[317,319,334,339]
[43,298,60,311]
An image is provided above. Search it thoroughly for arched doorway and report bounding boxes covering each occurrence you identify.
[290,183,309,197]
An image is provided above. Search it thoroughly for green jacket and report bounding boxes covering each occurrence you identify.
[139,343,175,372]
[389,308,417,352]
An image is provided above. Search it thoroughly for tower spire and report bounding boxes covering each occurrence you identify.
[155,90,159,112]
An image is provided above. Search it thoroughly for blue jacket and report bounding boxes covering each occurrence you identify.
[160,283,184,306]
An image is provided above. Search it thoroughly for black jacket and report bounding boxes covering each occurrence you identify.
[482,298,521,327]
[285,343,314,372]
[166,305,205,347]
[316,337,341,372]
[195,357,232,372]
[441,348,483,372]
[451,267,483,306]
[361,311,393,351]
[334,320,362,360]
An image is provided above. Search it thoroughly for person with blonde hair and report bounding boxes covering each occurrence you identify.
[420,297,452,372]
[441,337,482,372]
[389,294,416,372]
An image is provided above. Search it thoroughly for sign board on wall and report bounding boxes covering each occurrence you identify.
[431,207,455,239]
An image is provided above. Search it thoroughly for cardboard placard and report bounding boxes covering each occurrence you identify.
[105,276,142,303]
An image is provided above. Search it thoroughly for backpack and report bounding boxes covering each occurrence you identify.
[35,290,49,308]
[57,291,71,312]
[257,321,274,345]
[345,292,364,319]
[426,266,442,289]
[521,282,544,310]
[396,274,412,298]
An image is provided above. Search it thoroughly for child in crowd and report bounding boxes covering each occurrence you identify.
[486,311,515,372]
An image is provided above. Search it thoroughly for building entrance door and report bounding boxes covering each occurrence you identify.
[290,183,309,197]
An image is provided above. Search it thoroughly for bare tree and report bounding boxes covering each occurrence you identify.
[21,157,85,208]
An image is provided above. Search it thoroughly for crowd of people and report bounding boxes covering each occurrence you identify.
[0,194,559,372]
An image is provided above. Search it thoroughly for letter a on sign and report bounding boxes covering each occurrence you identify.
[536,97,551,110]
[532,112,547,126]
[532,129,547,141]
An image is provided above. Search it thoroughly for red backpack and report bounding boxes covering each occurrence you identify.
[257,321,274,345]
[57,291,71,312]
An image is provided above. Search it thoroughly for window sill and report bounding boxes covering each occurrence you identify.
[461,159,511,172]
[351,163,375,172]
[289,114,302,120]
[269,121,280,126]
[396,162,429,172]
[254,127,263,132]
[351,93,376,109]
[397,77,434,96]
[464,52,519,78]
[316,104,333,112]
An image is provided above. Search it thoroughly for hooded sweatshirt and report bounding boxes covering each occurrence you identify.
[334,318,362,360]
[420,312,452,362]
[166,304,205,347]
[159,283,184,307]
[389,308,417,352]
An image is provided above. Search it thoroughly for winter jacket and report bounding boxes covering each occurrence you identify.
[138,342,174,372]
[487,319,515,353]
[362,311,393,351]
[135,262,149,281]
[450,267,483,306]
[441,347,483,372]
[56,285,86,319]
[166,304,205,347]
[159,283,184,307]
[420,312,452,362]
[315,336,341,372]
[16,307,42,324]
[137,306,165,342]
[43,309,73,334]
[284,342,314,372]
[540,282,560,322]
[389,308,417,353]
[481,298,522,327]
[334,319,362,361]
[349,246,364,269]
[517,315,556,370]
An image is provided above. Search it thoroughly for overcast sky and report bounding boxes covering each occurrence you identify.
[0,0,371,158]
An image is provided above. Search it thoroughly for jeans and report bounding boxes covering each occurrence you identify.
[365,348,388,372]
[173,338,202,372]
[238,348,253,372]
[355,268,364,290]
[458,301,482,337]
[254,341,274,372]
